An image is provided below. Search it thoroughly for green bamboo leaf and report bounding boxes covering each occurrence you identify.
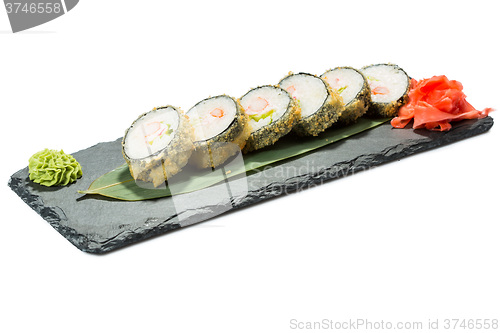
[78,118,389,201]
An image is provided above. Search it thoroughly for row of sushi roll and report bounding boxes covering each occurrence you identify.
[122,63,411,187]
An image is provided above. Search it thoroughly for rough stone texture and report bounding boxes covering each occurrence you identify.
[8,117,494,254]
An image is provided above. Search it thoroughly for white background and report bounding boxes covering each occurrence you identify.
[1,1,499,332]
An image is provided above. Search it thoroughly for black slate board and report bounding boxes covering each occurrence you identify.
[8,117,494,254]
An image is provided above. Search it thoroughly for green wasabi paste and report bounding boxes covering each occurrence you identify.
[28,149,82,187]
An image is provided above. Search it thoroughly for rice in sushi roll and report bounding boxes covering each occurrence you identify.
[240,85,300,153]
[361,63,410,118]
[122,106,195,187]
[187,95,250,169]
[321,67,370,125]
[278,72,343,136]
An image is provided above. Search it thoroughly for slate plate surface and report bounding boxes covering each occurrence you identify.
[9,117,494,254]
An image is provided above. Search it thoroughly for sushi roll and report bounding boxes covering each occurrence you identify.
[321,66,370,125]
[240,85,300,153]
[278,72,343,136]
[361,63,410,118]
[122,106,195,187]
[187,95,250,169]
